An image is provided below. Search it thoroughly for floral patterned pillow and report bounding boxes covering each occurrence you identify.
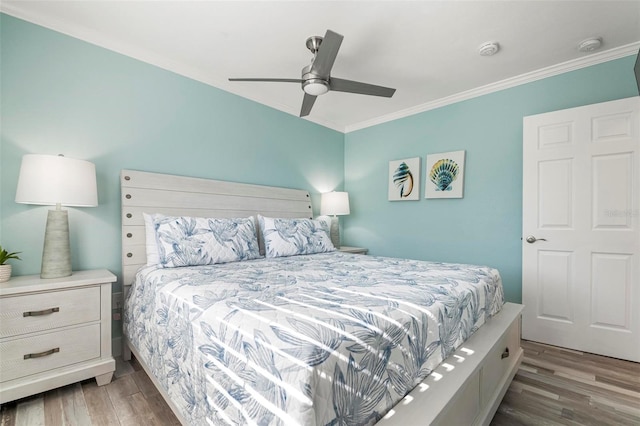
[152,215,260,268]
[258,215,335,258]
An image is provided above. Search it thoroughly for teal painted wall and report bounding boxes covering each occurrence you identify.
[343,56,639,304]
[0,14,344,286]
[2,13,638,323]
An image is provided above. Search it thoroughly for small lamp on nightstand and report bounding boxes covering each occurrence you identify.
[15,154,98,279]
[321,191,350,249]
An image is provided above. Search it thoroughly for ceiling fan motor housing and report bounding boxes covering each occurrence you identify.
[306,36,323,54]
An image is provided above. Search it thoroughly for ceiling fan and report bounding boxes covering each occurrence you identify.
[229,30,396,117]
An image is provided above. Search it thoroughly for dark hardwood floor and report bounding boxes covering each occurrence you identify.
[1,340,638,425]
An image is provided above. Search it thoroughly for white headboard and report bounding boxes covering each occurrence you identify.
[120,169,313,286]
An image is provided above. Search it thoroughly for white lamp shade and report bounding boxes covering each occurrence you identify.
[15,154,98,207]
[321,191,350,216]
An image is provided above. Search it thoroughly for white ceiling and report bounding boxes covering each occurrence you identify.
[2,1,639,132]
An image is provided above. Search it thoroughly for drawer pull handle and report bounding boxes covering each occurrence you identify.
[23,307,60,317]
[501,347,510,359]
[24,347,60,360]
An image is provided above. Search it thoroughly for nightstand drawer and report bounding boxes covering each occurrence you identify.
[0,287,100,338]
[0,323,101,383]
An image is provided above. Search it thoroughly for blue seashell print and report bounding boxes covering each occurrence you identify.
[393,162,414,197]
[430,159,459,191]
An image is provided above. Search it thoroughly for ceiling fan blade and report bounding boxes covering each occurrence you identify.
[300,93,317,117]
[228,78,303,83]
[309,30,343,78]
[329,77,396,97]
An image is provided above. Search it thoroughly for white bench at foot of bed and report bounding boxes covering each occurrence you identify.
[379,302,523,426]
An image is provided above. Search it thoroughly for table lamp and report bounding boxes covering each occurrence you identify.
[320,191,350,249]
[15,154,98,279]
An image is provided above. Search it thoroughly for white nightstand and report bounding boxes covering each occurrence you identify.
[338,246,369,255]
[0,269,116,403]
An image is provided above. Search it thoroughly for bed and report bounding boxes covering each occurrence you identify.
[121,169,523,426]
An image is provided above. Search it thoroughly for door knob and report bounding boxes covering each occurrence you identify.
[525,235,547,243]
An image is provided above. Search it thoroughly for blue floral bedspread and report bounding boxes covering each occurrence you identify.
[124,252,504,426]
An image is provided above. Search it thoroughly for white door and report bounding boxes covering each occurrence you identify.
[522,97,640,362]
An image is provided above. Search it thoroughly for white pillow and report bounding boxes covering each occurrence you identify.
[143,213,161,265]
[147,214,260,268]
[258,215,335,258]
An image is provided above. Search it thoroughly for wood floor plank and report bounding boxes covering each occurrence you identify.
[590,394,640,417]
[497,390,573,425]
[589,399,640,425]
[553,370,640,402]
[144,394,181,426]
[596,373,640,393]
[81,381,120,426]
[514,370,590,404]
[105,374,139,400]
[59,383,92,425]
[104,375,144,424]
[509,380,560,401]
[130,369,160,398]
[523,355,597,381]
[536,349,640,387]
[42,389,63,426]
[14,395,44,426]
[0,402,17,426]
[128,392,165,426]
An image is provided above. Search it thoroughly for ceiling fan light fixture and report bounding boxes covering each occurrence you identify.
[303,79,329,96]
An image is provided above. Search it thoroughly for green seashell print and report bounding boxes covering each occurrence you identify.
[393,162,414,197]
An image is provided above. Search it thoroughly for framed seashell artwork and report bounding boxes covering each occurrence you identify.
[388,157,420,201]
[425,150,466,199]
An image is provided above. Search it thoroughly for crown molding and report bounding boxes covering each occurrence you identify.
[345,41,640,133]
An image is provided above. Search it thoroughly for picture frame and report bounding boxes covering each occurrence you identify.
[425,150,466,199]
[388,157,420,201]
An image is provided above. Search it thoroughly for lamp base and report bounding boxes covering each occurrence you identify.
[41,209,72,279]
[329,216,341,249]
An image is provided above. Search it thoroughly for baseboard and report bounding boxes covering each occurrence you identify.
[112,336,122,358]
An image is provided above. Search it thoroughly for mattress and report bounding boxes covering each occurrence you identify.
[124,251,504,425]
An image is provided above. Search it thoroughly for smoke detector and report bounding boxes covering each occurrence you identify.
[478,41,500,57]
[578,38,602,52]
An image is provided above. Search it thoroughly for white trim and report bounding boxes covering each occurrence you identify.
[2,4,638,134]
[345,42,640,133]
